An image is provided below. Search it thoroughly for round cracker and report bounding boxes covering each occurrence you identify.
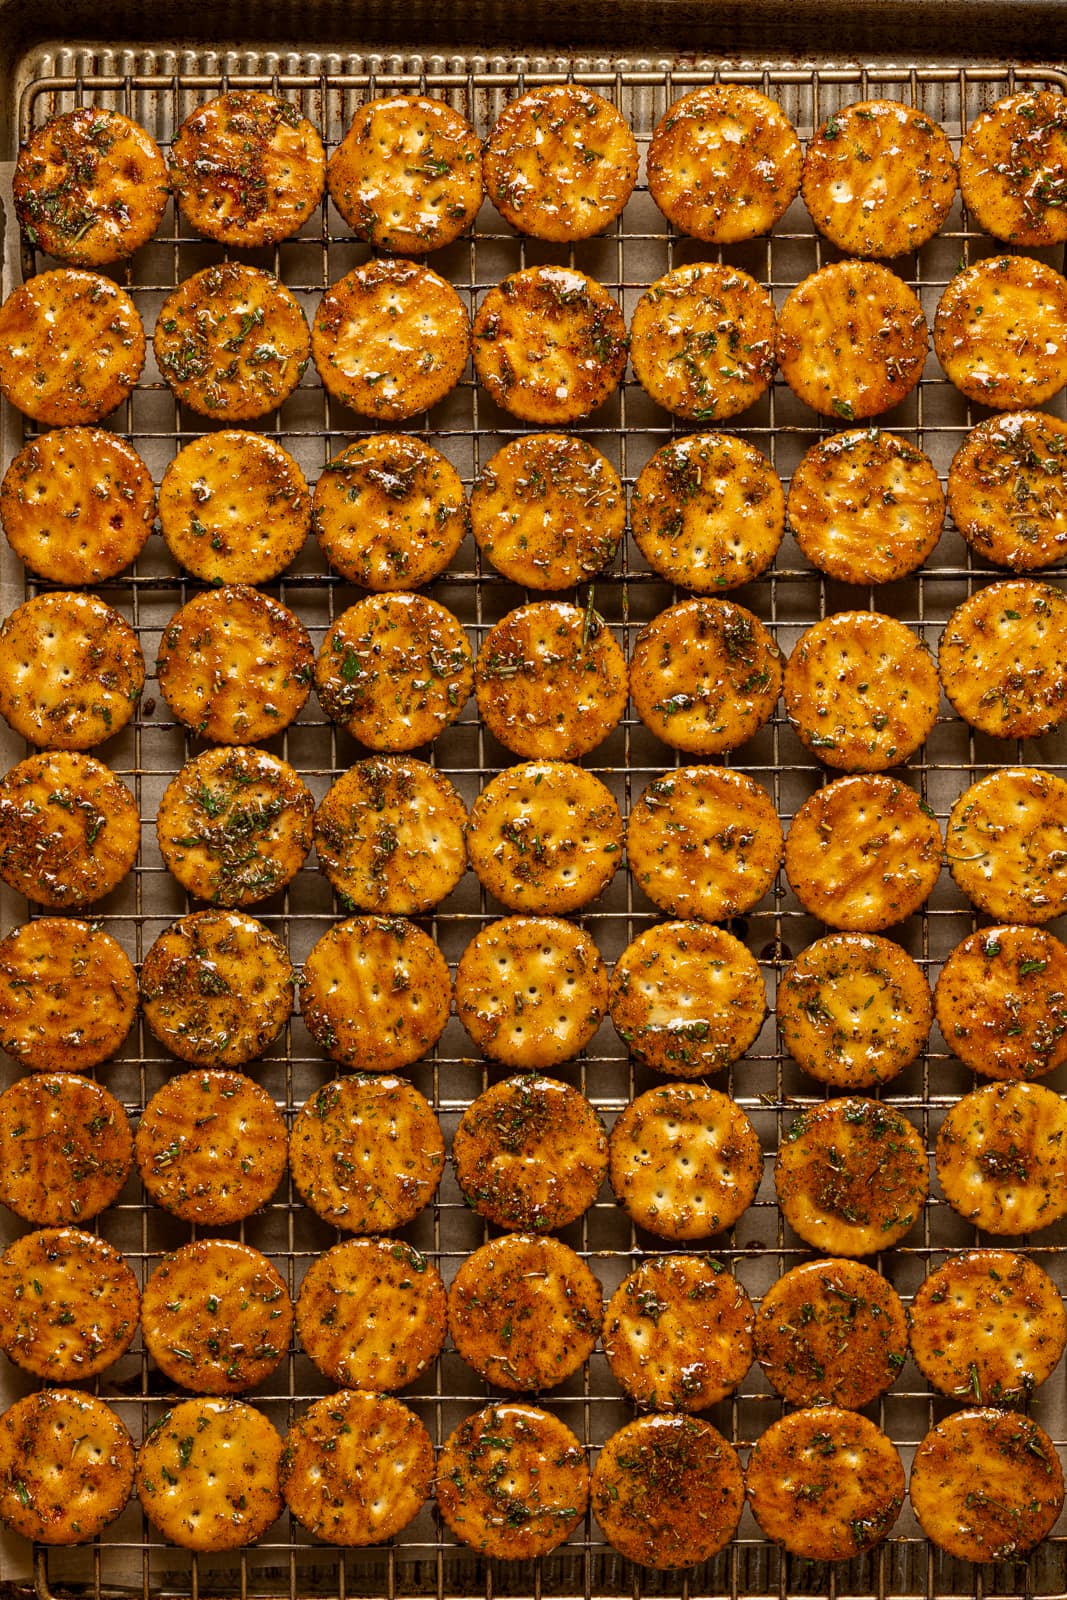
[631,431,785,591]
[473,266,627,424]
[452,1074,608,1231]
[436,1403,588,1560]
[592,1414,743,1569]
[0,1072,132,1226]
[467,760,622,914]
[141,1239,292,1395]
[315,591,472,750]
[609,1083,763,1241]
[0,1227,139,1381]
[15,106,168,264]
[777,259,927,419]
[787,428,944,586]
[156,585,313,744]
[158,430,310,585]
[136,1068,287,1225]
[484,84,637,240]
[609,920,766,1078]
[602,1255,753,1410]
[802,99,956,257]
[327,94,482,254]
[910,1409,1064,1562]
[475,600,627,762]
[784,610,939,771]
[136,1397,282,1551]
[0,750,139,908]
[281,1390,432,1545]
[754,1257,907,1408]
[934,254,1067,410]
[0,1390,134,1545]
[448,1232,601,1391]
[0,591,143,750]
[776,1096,928,1256]
[947,411,1067,572]
[784,773,942,931]
[934,924,1067,1081]
[946,766,1067,924]
[289,1074,444,1232]
[156,746,313,907]
[959,90,1067,246]
[0,425,154,585]
[630,263,777,421]
[140,909,294,1067]
[312,433,467,589]
[154,262,309,420]
[296,1236,446,1390]
[0,268,144,425]
[747,1407,905,1560]
[170,90,325,246]
[935,1080,1067,1235]
[470,433,625,589]
[455,914,608,1069]
[312,256,469,420]
[647,85,801,243]
[627,765,784,922]
[300,915,451,1072]
[0,917,136,1072]
[776,931,931,1089]
[939,580,1067,737]
[910,1248,1067,1404]
[314,756,467,914]
[629,597,782,755]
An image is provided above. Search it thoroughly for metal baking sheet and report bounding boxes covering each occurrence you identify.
[0,34,1066,1600]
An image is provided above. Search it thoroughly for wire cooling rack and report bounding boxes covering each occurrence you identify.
[3,45,1067,1600]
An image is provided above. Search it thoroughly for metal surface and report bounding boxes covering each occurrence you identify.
[4,44,1067,1600]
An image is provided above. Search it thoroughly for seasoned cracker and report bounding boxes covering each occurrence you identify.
[630,263,777,421]
[313,434,467,589]
[312,256,470,420]
[0,1227,138,1381]
[158,430,310,584]
[776,1096,928,1255]
[0,269,144,424]
[939,581,1067,737]
[15,106,168,264]
[608,1083,762,1241]
[592,1415,744,1569]
[602,1255,753,1410]
[455,914,608,1069]
[470,433,625,589]
[627,765,784,922]
[315,592,473,750]
[0,1390,134,1545]
[0,750,139,908]
[281,1390,433,1545]
[0,591,143,749]
[755,1258,907,1408]
[934,924,1067,1081]
[300,915,451,1072]
[0,426,154,585]
[475,600,627,761]
[946,766,1067,923]
[631,432,785,591]
[959,90,1067,246]
[170,90,325,246]
[448,1232,601,1391]
[314,756,467,914]
[289,1075,444,1232]
[0,917,136,1073]
[136,1397,282,1551]
[156,746,313,907]
[935,1080,1067,1235]
[154,262,309,419]
[0,1072,132,1226]
[472,266,627,423]
[136,1068,287,1225]
[452,1074,608,1230]
[647,85,801,243]
[296,1236,446,1390]
[910,1410,1064,1562]
[947,411,1067,572]
[934,255,1067,409]
[609,920,766,1078]
[141,1238,292,1394]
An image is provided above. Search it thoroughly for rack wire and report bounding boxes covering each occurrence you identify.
[5,44,1067,1600]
